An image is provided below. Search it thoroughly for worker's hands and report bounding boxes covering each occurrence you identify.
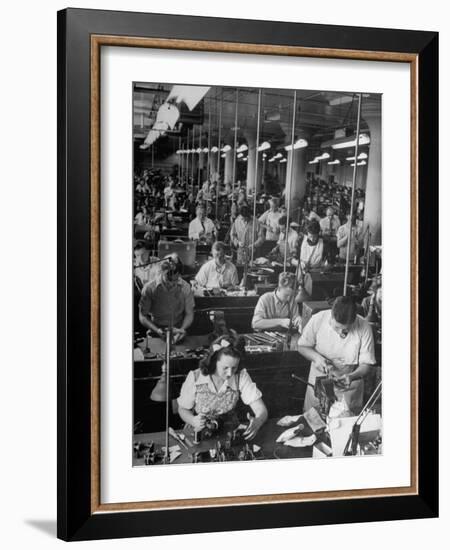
[172,328,186,344]
[149,327,164,338]
[331,373,353,389]
[243,413,264,440]
[315,354,332,374]
[292,316,301,329]
[279,318,291,329]
[192,414,206,432]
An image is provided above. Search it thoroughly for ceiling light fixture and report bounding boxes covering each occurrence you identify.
[346,152,368,161]
[257,141,271,152]
[285,138,309,151]
[328,133,371,150]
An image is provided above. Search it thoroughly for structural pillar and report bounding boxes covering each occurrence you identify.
[245,133,256,193]
[362,114,382,245]
[209,152,217,181]
[285,147,307,219]
[224,150,233,184]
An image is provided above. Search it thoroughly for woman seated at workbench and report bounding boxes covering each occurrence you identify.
[252,271,301,332]
[177,334,268,440]
[194,241,239,289]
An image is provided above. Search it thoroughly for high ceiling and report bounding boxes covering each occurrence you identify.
[133,83,381,160]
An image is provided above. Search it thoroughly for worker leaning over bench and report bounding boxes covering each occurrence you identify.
[297,296,376,414]
[251,272,301,332]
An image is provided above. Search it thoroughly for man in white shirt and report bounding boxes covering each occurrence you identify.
[188,204,216,244]
[230,205,265,265]
[320,206,341,262]
[297,295,376,414]
[195,241,239,289]
[258,197,282,242]
[320,206,341,237]
[299,219,324,270]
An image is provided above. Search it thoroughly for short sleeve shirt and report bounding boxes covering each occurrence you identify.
[139,278,194,327]
[252,291,299,329]
[177,367,262,412]
[298,309,376,366]
[195,259,239,288]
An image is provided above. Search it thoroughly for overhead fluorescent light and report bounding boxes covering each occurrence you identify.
[350,160,367,166]
[211,146,219,153]
[308,159,319,164]
[327,159,341,165]
[285,138,308,151]
[236,144,248,153]
[237,153,244,158]
[257,141,271,152]
[221,144,232,152]
[273,153,283,160]
[327,133,371,150]
[346,152,368,161]
[202,147,209,153]
[328,96,353,106]
[196,148,202,154]
[279,158,287,163]
[221,153,226,158]
[316,152,330,161]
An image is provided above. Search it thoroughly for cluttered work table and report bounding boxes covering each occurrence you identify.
[133,415,318,466]
[133,407,382,466]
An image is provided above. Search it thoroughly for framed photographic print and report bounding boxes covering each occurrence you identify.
[57,8,439,541]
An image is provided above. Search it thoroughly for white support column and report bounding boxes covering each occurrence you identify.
[363,115,382,245]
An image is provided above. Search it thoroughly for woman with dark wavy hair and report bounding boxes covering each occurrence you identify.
[177,334,268,440]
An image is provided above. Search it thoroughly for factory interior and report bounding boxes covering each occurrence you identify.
[132,83,383,466]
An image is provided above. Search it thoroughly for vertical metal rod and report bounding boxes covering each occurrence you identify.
[284,90,297,272]
[191,125,194,198]
[178,137,181,183]
[207,98,211,181]
[343,93,363,296]
[251,88,262,266]
[364,230,371,287]
[151,144,154,168]
[215,91,223,221]
[164,328,171,463]
[232,88,239,198]
[182,143,185,187]
[186,128,190,191]
[197,124,202,190]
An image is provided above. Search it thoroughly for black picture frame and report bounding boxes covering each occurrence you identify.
[57,7,438,541]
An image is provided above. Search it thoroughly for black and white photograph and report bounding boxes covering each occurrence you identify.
[132,83,382,466]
